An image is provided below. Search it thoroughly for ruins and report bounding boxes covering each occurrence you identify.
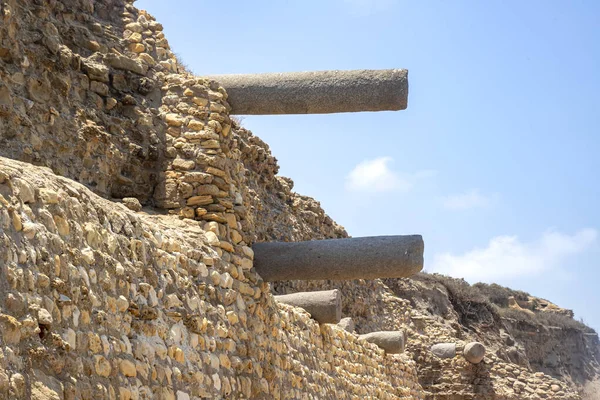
[0,0,597,399]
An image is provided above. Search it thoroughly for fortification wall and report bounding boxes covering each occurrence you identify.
[0,0,592,399]
[0,157,422,399]
[0,0,423,398]
[0,0,170,202]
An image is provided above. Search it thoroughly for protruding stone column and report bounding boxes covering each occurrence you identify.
[463,342,486,364]
[253,235,423,282]
[274,290,341,324]
[209,69,408,115]
[431,343,457,359]
[359,331,406,354]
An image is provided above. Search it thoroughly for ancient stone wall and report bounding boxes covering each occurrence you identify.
[1,1,594,399]
[0,0,171,202]
[270,273,585,399]
[0,0,424,398]
[0,157,423,399]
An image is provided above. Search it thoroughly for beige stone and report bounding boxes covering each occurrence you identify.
[95,355,112,377]
[120,359,137,377]
[0,314,21,344]
[165,113,184,127]
[187,195,212,206]
[172,158,196,171]
[38,188,59,204]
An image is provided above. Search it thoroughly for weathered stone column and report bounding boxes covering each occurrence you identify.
[274,289,341,324]
[359,331,405,354]
[252,235,423,281]
[431,343,457,359]
[463,342,486,364]
[208,69,408,115]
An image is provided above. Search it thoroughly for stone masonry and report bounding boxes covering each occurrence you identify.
[0,0,589,399]
[0,0,424,399]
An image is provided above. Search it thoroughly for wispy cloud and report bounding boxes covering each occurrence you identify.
[345,156,435,193]
[442,189,496,210]
[430,229,598,283]
[341,0,397,15]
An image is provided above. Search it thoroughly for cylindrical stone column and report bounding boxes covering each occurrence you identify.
[431,343,457,359]
[274,289,341,324]
[252,235,424,282]
[463,342,486,364]
[208,69,408,115]
[359,331,405,354]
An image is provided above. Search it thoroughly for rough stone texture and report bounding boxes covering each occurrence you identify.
[0,0,597,399]
[0,157,423,399]
[208,69,409,115]
[381,275,587,399]
[274,289,342,324]
[339,317,356,333]
[431,343,457,359]
[234,126,347,243]
[0,0,177,204]
[464,342,486,364]
[360,331,406,354]
[253,235,424,281]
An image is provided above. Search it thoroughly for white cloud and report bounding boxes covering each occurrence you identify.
[342,0,396,15]
[431,229,598,283]
[442,189,495,210]
[345,157,435,193]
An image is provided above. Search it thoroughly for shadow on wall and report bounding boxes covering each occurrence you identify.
[0,0,169,205]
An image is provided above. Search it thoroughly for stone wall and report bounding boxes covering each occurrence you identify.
[270,274,585,399]
[0,0,424,398]
[0,0,593,399]
[0,157,423,399]
[0,0,171,202]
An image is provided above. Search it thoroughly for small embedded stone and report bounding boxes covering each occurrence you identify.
[192,97,208,107]
[186,195,212,206]
[165,113,184,127]
[94,355,112,377]
[90,81,109,96]
[38,188,58,204]
[117,296,129,312]
[37,308,53,326]
[106,97,118,110]
[204,231,220,246]
[231,230,242,244]
[172,158,196,171]
[13,178,35,203]
[53,216,69,236]
[0,314,21,344]
[187,120,204,131]
[196,185,220,196]
[120,359,137,377]
[122,197,142,211]
[182,172,212,184]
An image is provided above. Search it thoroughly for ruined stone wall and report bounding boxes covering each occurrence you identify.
[232,127,347,243]
[268,269,584,399]
[0,0,171,202]
[0,157,423,399]
[0,1,590,399]
[0,0,425,398]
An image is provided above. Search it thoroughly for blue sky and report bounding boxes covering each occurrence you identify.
[137,0,600,331]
